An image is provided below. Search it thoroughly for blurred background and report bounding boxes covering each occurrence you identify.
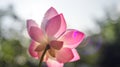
[0,0,120,67]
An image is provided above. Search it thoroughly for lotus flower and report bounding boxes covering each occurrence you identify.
[27,7,85,67]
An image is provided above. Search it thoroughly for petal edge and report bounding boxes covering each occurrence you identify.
[59,29,85,48]
[29,27,44,43]
[70,49,80,62]
[46,58,64,67]
[56,48,74,63]
[45,14,66,39]
[41,7,58,30]
[29,40,39,59]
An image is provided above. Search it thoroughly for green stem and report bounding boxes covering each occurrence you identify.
[39,45,50,67]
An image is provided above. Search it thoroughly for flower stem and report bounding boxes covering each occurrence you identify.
[39,45,50,67]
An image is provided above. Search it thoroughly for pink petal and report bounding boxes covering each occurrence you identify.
[29,40,39,59]
[29,41,48,61]
[50,40,63,50]
[70,49,80,62]
[41,7,58,30]
[59,29,85,48]
[46,58,64,67]
[45,14,66,39]
[35,44,45,52]
[56,48,74,63]
[27,19,38,32]
[29,27,44,43]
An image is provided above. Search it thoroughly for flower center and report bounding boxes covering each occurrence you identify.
[48,47,56,57]
[46,44,50,49]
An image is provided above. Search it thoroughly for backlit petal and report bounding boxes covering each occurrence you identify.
[70,49,80,62]
[59,29,85,48]
[46,58,64,67]
[29,41,47,61]
[29,27,44,43]
[41,7,58,30]
[27,19,38,32]
[50,40,63,50]
[45,14,66,39]
[56,48,74,63]
[35,45,45,52]
[29,40,39,59]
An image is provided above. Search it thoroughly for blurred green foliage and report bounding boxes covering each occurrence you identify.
[0,5,37,67]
